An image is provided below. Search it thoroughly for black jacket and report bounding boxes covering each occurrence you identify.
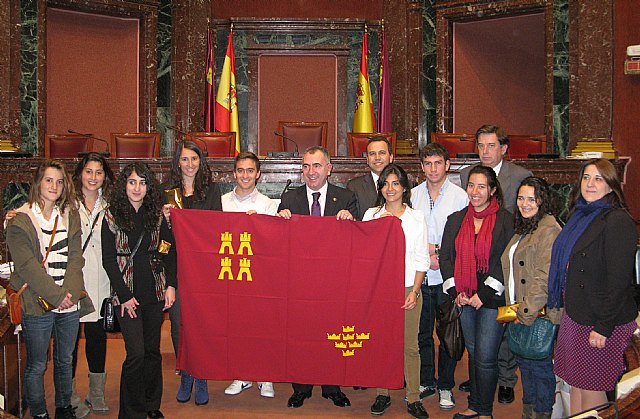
[278,183,358,217]
[440,206,514,309]
[563,208,637,337]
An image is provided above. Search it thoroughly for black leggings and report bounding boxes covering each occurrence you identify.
[72,320,107,375]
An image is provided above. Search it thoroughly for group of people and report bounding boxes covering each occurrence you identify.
[5,123,637,419]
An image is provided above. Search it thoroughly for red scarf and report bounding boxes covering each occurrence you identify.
[454,196,499,296]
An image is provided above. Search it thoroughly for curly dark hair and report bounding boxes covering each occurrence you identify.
[72,152,114,204]
[374,163,413,210]
[109,162,161,232]
[514,177,557,235]
[167,141,211,203]
[467,165,504,207]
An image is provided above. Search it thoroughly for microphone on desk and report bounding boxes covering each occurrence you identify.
[272,131,299,157]
[507,135,559,159]
[281,179,293,199]
[68,129,110,158]
[454,136,480,159]
[165,125,209,157]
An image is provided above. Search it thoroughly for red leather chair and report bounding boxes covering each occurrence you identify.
[110,132,160,158]
[431,133,477,158]
[278,121,328,153]
[187,132,235,157]
[347,132,397,157]
[45,134,92,158]
[507,134,547,159]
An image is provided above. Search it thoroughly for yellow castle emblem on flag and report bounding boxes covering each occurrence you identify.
[327,325,371,357]
[217,231,254,281]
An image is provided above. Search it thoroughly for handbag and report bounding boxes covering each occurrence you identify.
[101,230,145,332]
[100,296,120,332]
[506,317,558,360]
[497,303,547,323]
[7,283,28,325]
[436,297,466,361]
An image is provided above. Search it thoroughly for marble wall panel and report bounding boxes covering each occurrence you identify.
[421,0,436,147]
[568,0,613,147]
[170,0,210,144]
[157,0,171,155]
[20,0,39,154]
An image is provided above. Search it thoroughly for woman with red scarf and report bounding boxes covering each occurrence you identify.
[440,165,514,419]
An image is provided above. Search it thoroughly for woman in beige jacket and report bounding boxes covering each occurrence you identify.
[501,177,561,419]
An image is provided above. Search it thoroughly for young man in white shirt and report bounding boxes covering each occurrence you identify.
[411,143,469,410]
[222,151,278,398]
[221,151,278,216]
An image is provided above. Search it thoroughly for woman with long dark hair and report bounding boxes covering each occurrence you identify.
[69,153,115,416]
[501,177,561,419]
[440,165,514,419]
[6,160,92,419]
[102,162,176,419]
[162,140,221,405]
[550,158,637,415]
[363,163,430,419]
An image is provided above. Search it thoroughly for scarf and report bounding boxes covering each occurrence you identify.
[547,195,611,309]
[454,196,499,295]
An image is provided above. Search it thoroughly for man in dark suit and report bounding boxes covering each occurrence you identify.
[459,125,532,214]
[346,136,393,220]
[458,124,532,404]
[277,146,357,409]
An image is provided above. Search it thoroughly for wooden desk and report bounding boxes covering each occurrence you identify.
[0,156,630,251]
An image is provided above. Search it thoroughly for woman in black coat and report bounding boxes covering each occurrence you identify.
[550,158,637,415]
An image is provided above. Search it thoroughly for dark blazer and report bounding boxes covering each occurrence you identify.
[161,182,222,211]
[278,183,358,217]
[460,160,532,214]
[563,208,637,337]
[439,206,514,309]
[346,173,377,220]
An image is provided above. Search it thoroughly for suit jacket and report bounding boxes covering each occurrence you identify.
[563,208,637,337]
[460,160,532,214]
[440,206,514,309]
[278,183,358,217]
[501,214,562,325]
[346,173,377,220]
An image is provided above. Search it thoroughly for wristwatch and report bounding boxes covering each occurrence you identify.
[411,289,420,298]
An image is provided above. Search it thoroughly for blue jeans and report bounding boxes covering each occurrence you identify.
[418,284,457,390]
[22,310,80,416]
[517,354,555,414]
[459,306,504,417]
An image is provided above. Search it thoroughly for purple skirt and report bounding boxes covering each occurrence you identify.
[554,312,636,391]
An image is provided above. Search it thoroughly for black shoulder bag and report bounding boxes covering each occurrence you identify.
[101,231,145,332]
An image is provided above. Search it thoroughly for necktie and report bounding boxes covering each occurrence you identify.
[311,192,321,216]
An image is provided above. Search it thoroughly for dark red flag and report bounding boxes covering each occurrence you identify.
[172,209,405,388]
[204,25,215,131]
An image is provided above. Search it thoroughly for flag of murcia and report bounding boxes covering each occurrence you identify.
[171,209,405,388]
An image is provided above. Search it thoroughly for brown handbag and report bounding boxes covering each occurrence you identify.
[7,283,28,325]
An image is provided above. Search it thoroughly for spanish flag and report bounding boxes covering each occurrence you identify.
[353,31,376,133]
[214,31,240,155]
[204,25,215,132]
[172,209,405,388]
